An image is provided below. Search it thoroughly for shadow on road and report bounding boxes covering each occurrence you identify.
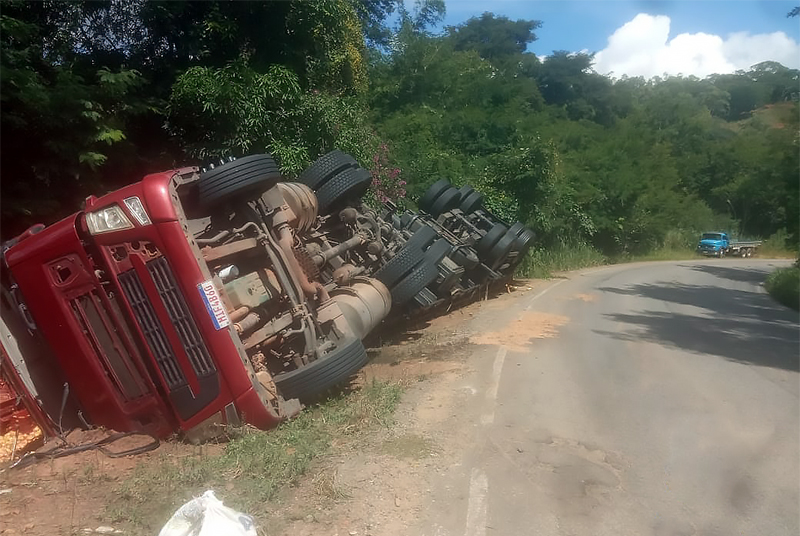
[596,272,799,372]
[682,263,781,285]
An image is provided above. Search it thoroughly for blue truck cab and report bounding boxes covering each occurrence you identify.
[697,232,730,257]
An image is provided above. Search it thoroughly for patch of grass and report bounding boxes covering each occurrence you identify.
[106,380,403,533]
[765,265,800,310]
[758,229,798,259]
[517,242,607,278]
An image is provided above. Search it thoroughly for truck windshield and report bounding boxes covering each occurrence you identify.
[701,233,723,240]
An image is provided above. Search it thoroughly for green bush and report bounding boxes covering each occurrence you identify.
[765,266,800,310]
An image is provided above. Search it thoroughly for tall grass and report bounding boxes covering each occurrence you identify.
[759,229,798,258]
[517,242,607,278]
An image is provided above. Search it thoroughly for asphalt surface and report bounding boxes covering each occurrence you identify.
[420,259,799,536]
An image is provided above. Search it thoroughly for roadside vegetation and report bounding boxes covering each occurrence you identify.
[2,1,798,269]
[104,380,403,533]
[765,264,800,311]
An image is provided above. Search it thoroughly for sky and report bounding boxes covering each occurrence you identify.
[437,0,800,78]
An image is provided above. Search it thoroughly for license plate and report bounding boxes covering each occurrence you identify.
[198,280,230,330]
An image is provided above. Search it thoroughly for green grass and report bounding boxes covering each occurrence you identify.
[105,380,403,533]
[765,265,800,311]
[517,242,607,278]
[757,230,798,259]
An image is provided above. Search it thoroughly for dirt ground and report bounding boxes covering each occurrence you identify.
[0,280,543,536]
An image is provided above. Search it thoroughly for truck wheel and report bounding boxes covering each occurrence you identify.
[513,229,536,256]
[299,150,358,190]
[486,233,515,269]
[274,337,368,402]
[458,185,475,200]
[199,154,282,209]
[391,261,439,305]
[419,180,451,212]
[406,224,438,250]
[375,243,426,288]
[475,223,508,257]
[428,187,462,217]
[460,190,484,214]
[425,239,452,265]
[507,222,526,238]
[315,167,371,212]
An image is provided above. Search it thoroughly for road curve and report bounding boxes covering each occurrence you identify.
[419,259,799,536]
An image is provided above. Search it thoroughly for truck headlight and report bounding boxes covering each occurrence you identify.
[86,205,134,234]
[123,196,152,226]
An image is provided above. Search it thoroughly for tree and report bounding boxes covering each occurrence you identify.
[448,13,540,64]
[1,3,153,234]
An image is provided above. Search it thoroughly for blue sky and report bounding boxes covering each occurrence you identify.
[434,1,800,77]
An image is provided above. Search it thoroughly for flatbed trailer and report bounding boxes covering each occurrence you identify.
[727,240,762,257]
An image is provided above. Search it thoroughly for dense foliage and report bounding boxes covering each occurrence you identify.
[2,1,798,259]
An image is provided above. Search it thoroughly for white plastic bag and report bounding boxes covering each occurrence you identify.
[159,490,257,536]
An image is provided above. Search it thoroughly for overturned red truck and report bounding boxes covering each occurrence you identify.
[0,151,535,442]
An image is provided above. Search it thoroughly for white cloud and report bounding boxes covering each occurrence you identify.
[593,13,800,79]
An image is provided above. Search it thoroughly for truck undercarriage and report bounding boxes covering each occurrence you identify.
[1,150,535,442]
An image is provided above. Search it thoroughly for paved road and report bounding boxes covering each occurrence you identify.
[419,260,799,536]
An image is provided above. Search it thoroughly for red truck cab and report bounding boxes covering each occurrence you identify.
[1,159,391,440]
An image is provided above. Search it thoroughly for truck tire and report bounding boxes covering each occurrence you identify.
[460,191,484,214]
[486,233,515,269]
[507,222,526,238]
[375,243,426,288]
[419,180,451,212]
[199,154,282,209]
[299,150,358,190]
[458,185,475,200]
[315,167,371,212]
[475,223,508,257]
[425,239,451,265]
[406,224,438,250]
[429,187,462,217]
[513,229,536,256]
[391,261,439,305]
[274,337,368,402]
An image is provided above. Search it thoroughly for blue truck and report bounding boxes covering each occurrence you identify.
[696,232,762,257]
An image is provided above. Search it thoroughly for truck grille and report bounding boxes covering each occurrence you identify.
[118,258,217,390]
[119,269,187,390]
[146,258,215,377]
